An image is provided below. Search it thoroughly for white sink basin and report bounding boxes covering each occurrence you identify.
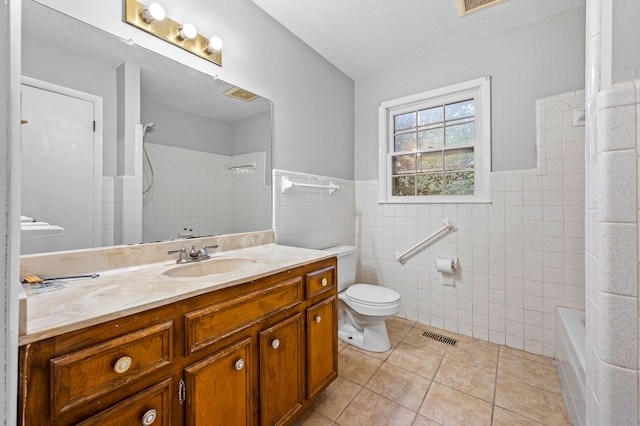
[163,257,258,278]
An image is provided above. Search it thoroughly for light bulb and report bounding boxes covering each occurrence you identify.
[205,36,223,53]
[178,23,197,40]
[141,3,165,23]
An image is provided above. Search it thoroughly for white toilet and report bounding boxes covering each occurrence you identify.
[323,245,401,352]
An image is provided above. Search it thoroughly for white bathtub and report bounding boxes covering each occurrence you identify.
[555,307,586,426]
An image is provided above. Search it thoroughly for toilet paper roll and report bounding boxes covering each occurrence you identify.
[436,257,456,274]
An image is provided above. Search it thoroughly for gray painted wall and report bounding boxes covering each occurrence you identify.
[22,36,119,176]
[612,0,640,84]
[141,98,232,155]
[354,7,586,179]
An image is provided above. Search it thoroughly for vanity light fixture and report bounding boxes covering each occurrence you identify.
[177,23,197,40]
[205,36,223,53]
[140,3,165,23]
[125,0,222,66]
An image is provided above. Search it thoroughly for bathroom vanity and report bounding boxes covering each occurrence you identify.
[17,236,337,425]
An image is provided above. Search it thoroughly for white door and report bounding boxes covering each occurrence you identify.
[20,79,102,254]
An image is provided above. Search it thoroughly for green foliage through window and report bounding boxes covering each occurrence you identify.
[391,99,475,197]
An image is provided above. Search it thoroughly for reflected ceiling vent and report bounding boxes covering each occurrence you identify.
[456,0,507,16]
[224,86,258,102]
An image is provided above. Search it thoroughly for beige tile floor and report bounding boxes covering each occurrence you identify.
[295,317,570,426]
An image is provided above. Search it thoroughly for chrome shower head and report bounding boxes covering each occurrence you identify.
[142,123,156,134]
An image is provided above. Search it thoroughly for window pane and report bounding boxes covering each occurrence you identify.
[445,99,474,120]
[445,122,474,146]
[394,132,416,152]
[444,171,474,195]
[392,154,416,174]
[393,176,415,196]
[418,106,443,126]
[444,148,474,171]
[394,112,416,132]
[417,174,443,195]
[418,128,443,149]
[418,152,442,173]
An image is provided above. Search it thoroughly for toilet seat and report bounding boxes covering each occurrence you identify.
[345,284,400,306]
[340,284,401,317]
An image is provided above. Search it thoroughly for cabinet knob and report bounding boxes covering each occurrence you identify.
[315,315,322,323]
[321,278,328,287]
[113,356,132,374]
[141,408,157,425]
[271,339,280,349]
[235,359,245,371]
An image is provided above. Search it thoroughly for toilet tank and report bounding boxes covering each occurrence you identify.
[322,245,357,292]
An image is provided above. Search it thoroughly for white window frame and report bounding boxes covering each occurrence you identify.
[378,76,491,204]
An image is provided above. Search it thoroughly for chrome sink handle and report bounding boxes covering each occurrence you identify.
[199,244,219,259]
[167,247,188,263]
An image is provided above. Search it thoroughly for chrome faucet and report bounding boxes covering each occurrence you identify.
[168,244,219,264]
[167,247,188,264]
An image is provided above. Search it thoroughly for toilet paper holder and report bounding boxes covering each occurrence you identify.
[436,256,459,273]
[436,256,458,286]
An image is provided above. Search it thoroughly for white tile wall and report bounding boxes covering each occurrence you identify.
[142,144,231,242]
[272,169,355,250]
[270,89,585,361]
[587,78,640,425]
[114,175,143,245]
[140,144,271,243]
[355,90,585,357]
[230,152,271,234]
[102,176,114,247]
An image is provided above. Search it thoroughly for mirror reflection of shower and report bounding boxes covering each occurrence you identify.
[142,123,155,194]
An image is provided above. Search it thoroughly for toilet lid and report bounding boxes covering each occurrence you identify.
[345,284,400,306]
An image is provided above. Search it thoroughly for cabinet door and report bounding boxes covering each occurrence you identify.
[259,313,303,426]
[306,296,338,399]
[77,378,172,426]
[184,338,252,426]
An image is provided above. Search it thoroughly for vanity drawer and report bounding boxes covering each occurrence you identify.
[185,276,303,355]
[305,266,336,299]
[50,321,173,418]
[76,378,173,426]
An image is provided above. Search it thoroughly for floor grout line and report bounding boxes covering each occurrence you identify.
[299,319,569,426]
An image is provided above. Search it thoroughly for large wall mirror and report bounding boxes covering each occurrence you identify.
[20,0,273,255]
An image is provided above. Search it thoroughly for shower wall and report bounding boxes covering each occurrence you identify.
[141,144,270,242]
[584,0,640,423]
[355,90,585,357]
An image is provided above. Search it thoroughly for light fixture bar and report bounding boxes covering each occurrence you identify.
[125,0,222,67]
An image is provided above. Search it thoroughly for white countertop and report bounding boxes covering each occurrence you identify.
[19,243,333,346]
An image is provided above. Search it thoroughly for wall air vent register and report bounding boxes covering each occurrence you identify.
[456,0,507,16]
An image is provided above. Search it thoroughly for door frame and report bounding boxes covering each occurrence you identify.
[20,75,104,248]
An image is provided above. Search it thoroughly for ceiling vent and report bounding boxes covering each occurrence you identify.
[224,86,258,102]
[456,0,506,16]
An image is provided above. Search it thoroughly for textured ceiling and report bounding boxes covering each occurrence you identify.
[251,0,586,80]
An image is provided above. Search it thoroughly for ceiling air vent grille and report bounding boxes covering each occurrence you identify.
[456,0,506,16]
[224,86,258,102]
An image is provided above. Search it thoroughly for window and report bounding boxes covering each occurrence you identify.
[378,77,491,203]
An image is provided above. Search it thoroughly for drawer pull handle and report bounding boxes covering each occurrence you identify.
[141,408,157,425]
[271,339,280,349]
[321,278,328,287]
[113,356,132,374]
[315,315,322,323]
[235,359,245,371]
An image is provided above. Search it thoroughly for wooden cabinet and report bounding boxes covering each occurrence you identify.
[306,296,337,400]
[184,338,253,426]
[18,257,337,426]
[259,313,303,426]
